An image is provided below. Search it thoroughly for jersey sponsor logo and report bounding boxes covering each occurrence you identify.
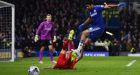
[90,10,97,17]
[44,28,51,31]
[44,25,52,31]
[90,12,97,17]
[88,27,101,32]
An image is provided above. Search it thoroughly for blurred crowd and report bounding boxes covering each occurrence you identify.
[1,0,140,53]
[119,4,140,52]
[3,0,85,50]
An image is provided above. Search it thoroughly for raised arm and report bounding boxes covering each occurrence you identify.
[104,2,119,9]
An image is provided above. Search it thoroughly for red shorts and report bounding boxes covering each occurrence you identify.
[54,52,77,69]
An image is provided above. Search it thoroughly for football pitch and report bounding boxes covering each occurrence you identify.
[0,56,140,75]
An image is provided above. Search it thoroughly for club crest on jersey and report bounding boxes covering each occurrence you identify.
[94,10,96,12]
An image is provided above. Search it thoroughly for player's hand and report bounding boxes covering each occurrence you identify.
[104,2,107,5]
[104,2,120,8]
[104,2,110,8]
[34,35,39,42]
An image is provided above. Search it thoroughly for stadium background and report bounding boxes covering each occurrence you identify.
[0,0,140,57]
[0,0,140,75]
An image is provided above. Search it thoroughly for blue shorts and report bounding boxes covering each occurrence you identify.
[87,26,104,41]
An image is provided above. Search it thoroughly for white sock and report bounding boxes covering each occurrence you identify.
[77,40,84,52]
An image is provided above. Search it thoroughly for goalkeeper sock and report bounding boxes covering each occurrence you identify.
[62,40,69,50]
[39,50,43,61]
[49,50,54,61]
[69,41,75,51]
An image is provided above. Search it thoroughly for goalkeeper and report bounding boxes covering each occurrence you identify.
[34,14,56,64]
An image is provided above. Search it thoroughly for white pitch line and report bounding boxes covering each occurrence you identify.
[126,60,136,67]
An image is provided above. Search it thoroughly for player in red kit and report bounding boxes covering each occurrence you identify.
[45,30,78,69]
[53,40,77,69]
[53,30,78,69]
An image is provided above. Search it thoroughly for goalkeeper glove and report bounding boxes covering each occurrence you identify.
[34,35,39,42]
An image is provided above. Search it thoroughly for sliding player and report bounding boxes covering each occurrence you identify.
[53,29,78,69]
[74,1,119,58]
[34,14,56,64]
[44,30,78,69]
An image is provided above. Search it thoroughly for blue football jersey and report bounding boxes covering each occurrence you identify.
[89,5,105,28]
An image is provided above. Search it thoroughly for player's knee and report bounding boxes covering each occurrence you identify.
[48,45,54,50]
[40,46,45,50]
[82,30,89,36]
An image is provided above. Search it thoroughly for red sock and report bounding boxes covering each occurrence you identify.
[62,40,69,50]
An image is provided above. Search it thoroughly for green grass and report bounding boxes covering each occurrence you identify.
[0,56,140,75]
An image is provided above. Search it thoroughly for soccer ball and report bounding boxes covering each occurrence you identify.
[28,66,40,75]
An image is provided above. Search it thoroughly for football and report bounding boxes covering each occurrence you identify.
[28,66,40,75]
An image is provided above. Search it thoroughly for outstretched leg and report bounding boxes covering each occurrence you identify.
[74,29,90,58]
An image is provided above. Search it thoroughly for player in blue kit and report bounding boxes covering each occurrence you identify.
[74,1,119,59]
